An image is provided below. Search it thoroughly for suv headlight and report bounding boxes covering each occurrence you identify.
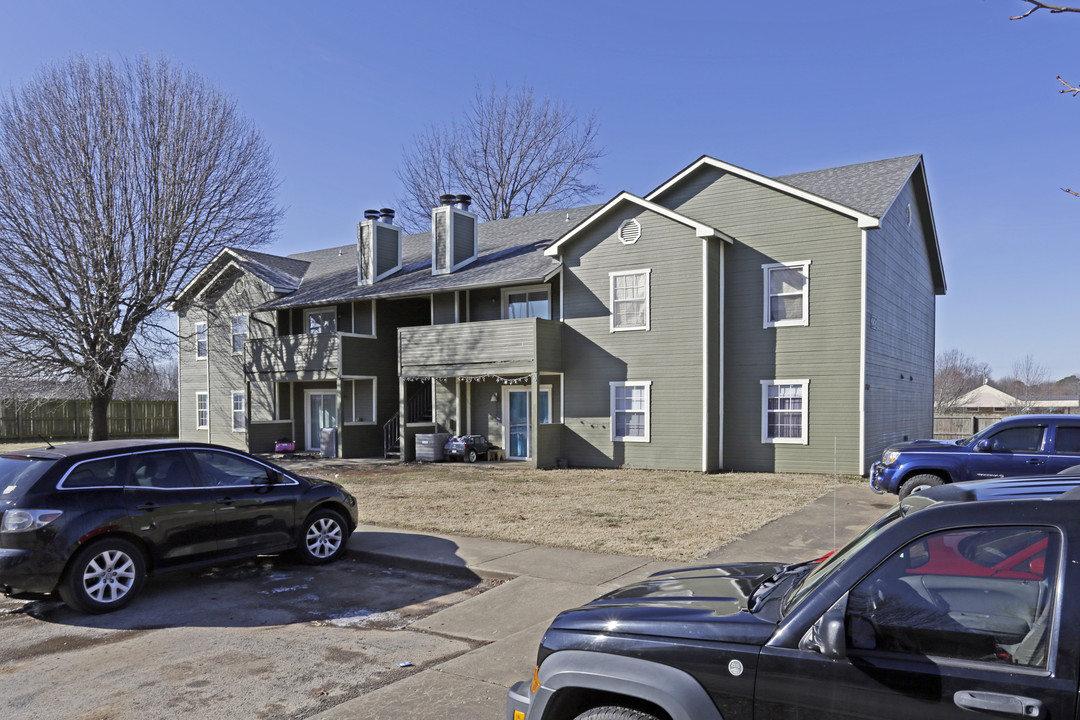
[881,450,901,466]
[1,509,63,533]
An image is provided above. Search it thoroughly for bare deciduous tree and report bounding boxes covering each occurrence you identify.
[934,349,991,413]
[396,83,603,232]
[999,354,1052,412]
[0,55,281,440]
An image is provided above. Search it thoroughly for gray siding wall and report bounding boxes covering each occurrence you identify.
[657,166,865,474]
[376,225,400,276]
[864,179,936,468]
[453,213,476,266]
[178,274,275,450]
[561,206,709,471]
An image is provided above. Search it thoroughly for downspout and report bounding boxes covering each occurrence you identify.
[859,229,868,475]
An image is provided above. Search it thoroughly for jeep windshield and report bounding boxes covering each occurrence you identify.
[781,493,937,615]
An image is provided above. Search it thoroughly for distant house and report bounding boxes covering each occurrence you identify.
[173,153,945,475]
[954,383,1080,414]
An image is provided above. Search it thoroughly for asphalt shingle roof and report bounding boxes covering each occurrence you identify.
[251,154,925,310]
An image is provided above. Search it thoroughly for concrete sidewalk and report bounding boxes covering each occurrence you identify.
[312,484,894,720]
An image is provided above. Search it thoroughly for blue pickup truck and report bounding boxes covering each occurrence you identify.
[870,414,1080,498]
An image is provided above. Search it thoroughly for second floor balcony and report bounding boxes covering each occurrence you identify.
[398,318,562,378]
[246,333,338,379]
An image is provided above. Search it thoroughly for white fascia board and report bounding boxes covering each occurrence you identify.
[544,192,731,258]
[645,156,881,230]
[172,248,242,308]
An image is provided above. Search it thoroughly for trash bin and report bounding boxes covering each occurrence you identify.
[320,427,337,458]
[415,433,451,462]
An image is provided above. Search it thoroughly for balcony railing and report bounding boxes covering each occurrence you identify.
[246,333,338,378]
[398,318,562,377]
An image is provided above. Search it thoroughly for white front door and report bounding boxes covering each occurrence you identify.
[305,391,338,451]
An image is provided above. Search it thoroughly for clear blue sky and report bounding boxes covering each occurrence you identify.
[0,1,1076,379]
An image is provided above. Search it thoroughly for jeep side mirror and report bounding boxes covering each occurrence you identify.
[800,593,848,660]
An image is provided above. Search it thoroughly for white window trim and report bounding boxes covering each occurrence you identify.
[304,307,338,334]
[231,391,246,432]
[609,269,651,332]
[501,284,551,320]
[762,260,810,329]
[231,315,248,355]
[196,392,209,430]
[760,379,809,445]
[343,376,378,426]
[195,322,208,360]
[610,380,652,443]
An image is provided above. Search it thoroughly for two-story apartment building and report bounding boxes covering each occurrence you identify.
[174,153,945,475]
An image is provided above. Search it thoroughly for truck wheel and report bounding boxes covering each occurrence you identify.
[574,707,660,720]
[466,449,478,463]
[59,538,146,614]
[899,473,944,499]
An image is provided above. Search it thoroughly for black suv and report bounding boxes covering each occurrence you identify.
[0,440,358,613]
[509,476,1080,720]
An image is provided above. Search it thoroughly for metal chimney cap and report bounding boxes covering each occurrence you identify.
[454,194,472,209]
[438,194,457,206]
[363,209,380,220]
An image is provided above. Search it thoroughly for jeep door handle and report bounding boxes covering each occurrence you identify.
[954,691,1043,717]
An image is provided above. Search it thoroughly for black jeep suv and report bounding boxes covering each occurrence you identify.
[0,440,358,613]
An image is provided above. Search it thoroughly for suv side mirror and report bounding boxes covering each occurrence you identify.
[975,439,992,453]
[800,593,848,660]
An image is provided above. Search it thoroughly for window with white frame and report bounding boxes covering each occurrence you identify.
[761,380,809,444]
[611,381,651,442]
[305,308,337,334]
[763,261,810,328]
[348,378,376,424]
[610,270,650,331]
[231,316,248,354]
[196,392,209,429]
[196,322,208,359]
[232,391,245,431]
[503,286,551,320]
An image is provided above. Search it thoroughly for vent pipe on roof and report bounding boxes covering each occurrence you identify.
[379,208,395,223]
[439,193,457,207]
[454,194,472,211]
[363,209,380,220]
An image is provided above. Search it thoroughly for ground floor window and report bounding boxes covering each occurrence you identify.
[761,379,809,444]
[610,381,651,442]
[232,391,245,431]
[346,378,376,424]
[196,392,209,430]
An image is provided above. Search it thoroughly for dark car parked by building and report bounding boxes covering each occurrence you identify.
[870,414,1080,498]
[0,440,358,613]
[508,475,1080,720]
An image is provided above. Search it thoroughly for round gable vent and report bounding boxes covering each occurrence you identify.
[618,218,642,245]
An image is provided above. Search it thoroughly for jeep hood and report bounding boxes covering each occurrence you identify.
[548,562,784,645]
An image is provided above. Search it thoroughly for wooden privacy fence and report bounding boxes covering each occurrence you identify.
[0,400,177,441]
[933,414,1003,441]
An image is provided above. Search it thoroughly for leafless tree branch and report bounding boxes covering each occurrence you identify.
[0,54,281,439]
[395,82,603,232]
[1010,1,1080,19]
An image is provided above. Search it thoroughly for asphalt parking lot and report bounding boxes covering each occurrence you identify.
[0,553,494,720]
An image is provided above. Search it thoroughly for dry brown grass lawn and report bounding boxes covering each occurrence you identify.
[303,461,861,561]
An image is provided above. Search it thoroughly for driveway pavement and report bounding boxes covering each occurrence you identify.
[314,483,895,720]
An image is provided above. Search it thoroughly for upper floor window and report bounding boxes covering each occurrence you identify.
[195,322,208,359]
[503,286,551,320]
[761,379,809,444]
[231,316,248,354]
[611,381,651,442]
[232,391,245,431]
[763,261,810,328]
[610,269,650,332]
[305,308,337,334]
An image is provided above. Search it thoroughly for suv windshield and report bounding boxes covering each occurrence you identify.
[781,493,937,615]
[0,455,56,498]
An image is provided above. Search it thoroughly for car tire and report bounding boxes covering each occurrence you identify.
[899,473,945,499]
[58,538,146,614]
[296,508,348,565]
[573,707,661,720]
[466,449,478,463]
